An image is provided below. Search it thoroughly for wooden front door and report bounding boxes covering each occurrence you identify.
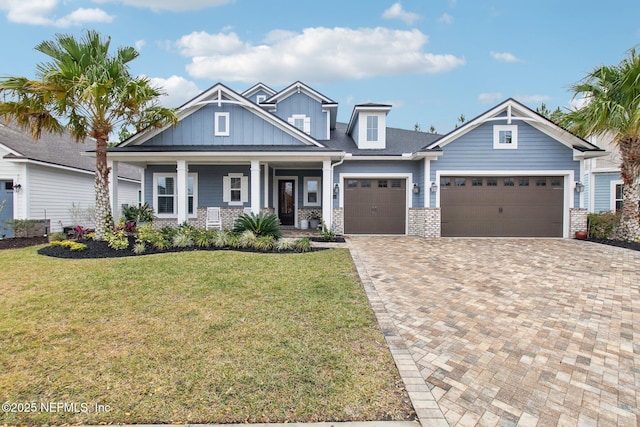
[278,180,295,226]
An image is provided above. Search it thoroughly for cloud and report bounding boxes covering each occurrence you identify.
[0,0,113,27]
[147,75,202,108]
[382,2,420,25]
[135,39,146,51]
[178,27,465,84]
[478,92,503,104]
[93,0,232,11]
[516,94,551,104]
[438,13,453,24]
[490,51,520,63]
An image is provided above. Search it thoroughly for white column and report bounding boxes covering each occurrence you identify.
[322,159,332,227]
[108,160,119,222]
[424,158,431,208]
[176,160,188,224]
[250,160,260,214]
[263,162,269,209]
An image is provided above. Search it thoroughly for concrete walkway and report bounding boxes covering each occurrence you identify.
[348,237,640,427]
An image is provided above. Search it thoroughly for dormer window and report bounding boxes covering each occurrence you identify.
[288,114,311,134]
[215,112,230,136]
[366,116,379,142]
[493,125,518,149]
[256,95,266,104]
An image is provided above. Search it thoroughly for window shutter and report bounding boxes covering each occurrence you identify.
[223,176,230,202]
[303,117,311,134]
[241,176,249,203]
[288,117,295,126]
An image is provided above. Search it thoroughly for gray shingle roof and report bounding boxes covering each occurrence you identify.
[0,122,140,180]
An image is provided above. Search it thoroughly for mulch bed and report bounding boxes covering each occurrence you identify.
[586,238,640,251]
[309,236,346,243]
[0,236,49,250]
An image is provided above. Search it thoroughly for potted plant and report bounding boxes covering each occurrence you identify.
[308,210,321,229]
[575,230,588,240]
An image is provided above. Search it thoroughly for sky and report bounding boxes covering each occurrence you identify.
[0,0,639,134]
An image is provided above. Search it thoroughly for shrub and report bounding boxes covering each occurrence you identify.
[6,219,37,237]
[588,212,621,239]
[233,212,282,239]
[226,233,242,248]
[49,232,67,242]
[195,229,216,248]
[275,238,295,252]
[254,235,276,252]
[122,203,154,223]
[132,242,146,255]
[172,232,194,248]
[239,230,257,248]
[293,237,312,253]
[50,240,87,251]
[213,230,232,248]
[319,219,336,241]
[136,223,170,250]
[105,229,129,250]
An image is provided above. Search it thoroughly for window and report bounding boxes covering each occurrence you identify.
[614,183,624,212]
[153,173,197,217]
[366,116,379,142]
[304,177,321,206]
[215,112,230,136]
[471,178,483,187]
[223,173,248,206]
[504,177,515,187]
[347,179,358,188]
[391,180,402,188]
[256,95,266,103]
[361,180,372,188]
[378,180,388,188]
[536,178,547,187]
[518,177,529,187]
[288,114,311,134]
[487,178,498,187]
[440,177,451,187]
[454,177,466,186]
[550,177,563,187]
[493,125,518,149]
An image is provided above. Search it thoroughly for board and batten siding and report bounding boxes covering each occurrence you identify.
[332,160,422,209]
[429,120,581,208]
[142,103,307,146]
[272,92,328,140]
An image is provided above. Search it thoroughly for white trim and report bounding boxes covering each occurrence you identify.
[256,95,267,104]
[152,172,198,218]
[424,158,431,208]
[263,162,269,209]
[610,179,623,212]
[338,172,412,235]
[223,172,248,206]
[250,160,260,214]
[288,114,311,135]
[214,112,230,136]
[273,176,299,227]
[357,113,386,149]
[303,176,322,207]
[493,125,518,149]
[435,169,574,238]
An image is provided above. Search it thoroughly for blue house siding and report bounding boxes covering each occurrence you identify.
[430,120,581,207]
[332,160,421,209]
[141,103,307,146]
[145,164,254,209]
[593,172,621,213]
[273,93,328,140]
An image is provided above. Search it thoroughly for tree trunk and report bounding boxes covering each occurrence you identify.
[94,134,113,240]
[616,137,640,241]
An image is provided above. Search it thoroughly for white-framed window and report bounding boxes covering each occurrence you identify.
[256,95,266,103]
[493,125,518,149]
[611,180,624,212]
[304,177,321,206]
[153,173,197,217]
[288,114,311,134]
[215,112,230,136]
[223,173,248,206]
[366,115,379,142]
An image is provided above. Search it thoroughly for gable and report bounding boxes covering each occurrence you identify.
[272,92,329,140]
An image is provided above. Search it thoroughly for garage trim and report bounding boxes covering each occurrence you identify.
[339,172,414,235]
[435,169,575,238]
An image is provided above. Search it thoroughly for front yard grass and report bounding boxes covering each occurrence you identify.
[0,247,413,425]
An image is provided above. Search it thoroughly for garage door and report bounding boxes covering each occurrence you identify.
[344,178,406,234]
[440,176,564,237]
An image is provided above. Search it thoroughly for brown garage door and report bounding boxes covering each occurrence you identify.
[344,178,406,234]
[440,176,564,237]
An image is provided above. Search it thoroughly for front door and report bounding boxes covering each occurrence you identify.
[0,180,14,238]
[278,180,295,226]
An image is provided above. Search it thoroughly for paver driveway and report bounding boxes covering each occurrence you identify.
[348,237,640,427]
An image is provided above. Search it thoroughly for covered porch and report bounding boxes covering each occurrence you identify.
[106,150,343,230]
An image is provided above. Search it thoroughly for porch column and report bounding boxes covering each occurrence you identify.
[250,160,260,214]
[322,160,332,227]
[263,162,269,209]
[108,160,119,222]
[176,160,188,224]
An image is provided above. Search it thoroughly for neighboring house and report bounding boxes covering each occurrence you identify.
[0,121,141,237]
[580,133,638,214]
[107,81,605,238]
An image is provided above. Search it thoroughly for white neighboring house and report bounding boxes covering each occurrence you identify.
[0,121,141,237]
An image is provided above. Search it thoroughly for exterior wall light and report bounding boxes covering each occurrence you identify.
[333,183,339,194]
[13,183,22,192]
[413,183,420,194]
[575,181,584,193]
[430,182,438,193]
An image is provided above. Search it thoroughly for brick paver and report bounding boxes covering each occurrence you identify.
[348,237,640,427]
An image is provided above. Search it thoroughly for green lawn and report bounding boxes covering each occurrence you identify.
[0,247,413,425]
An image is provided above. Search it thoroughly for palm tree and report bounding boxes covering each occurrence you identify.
[0,30,177,239]
[558,47,640,241]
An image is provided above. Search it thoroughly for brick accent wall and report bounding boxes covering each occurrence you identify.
[569,208,588,237]
[332,207,344,234]
[152,207,275,230]
[408,208,441,238]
